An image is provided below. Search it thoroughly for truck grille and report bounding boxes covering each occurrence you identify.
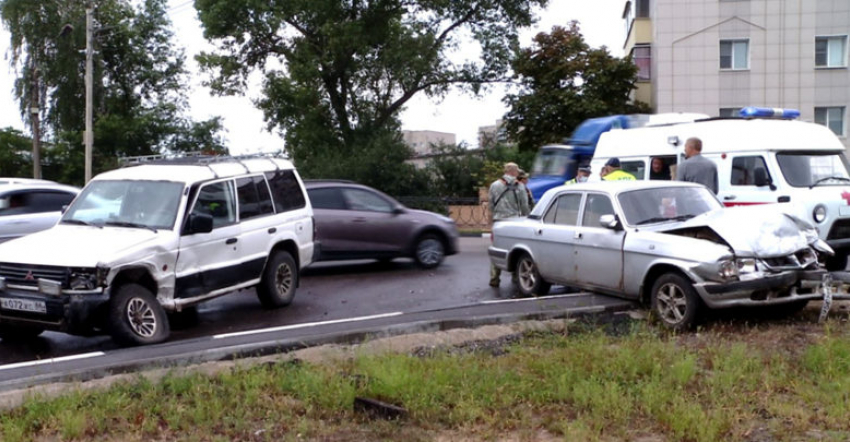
[827,218,850,240]
[0,263,69,288]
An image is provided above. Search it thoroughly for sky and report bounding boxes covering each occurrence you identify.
[0,0,625,155]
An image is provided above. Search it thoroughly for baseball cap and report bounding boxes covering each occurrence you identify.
[604,157,621,168]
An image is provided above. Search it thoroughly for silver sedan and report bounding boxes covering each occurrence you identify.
[489,181,836,330]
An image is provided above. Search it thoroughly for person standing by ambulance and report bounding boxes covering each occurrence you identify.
[601,158,636,181]
[488,162,529,287]
[676,137,718,194]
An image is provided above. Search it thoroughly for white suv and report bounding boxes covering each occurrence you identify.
[0,156,314,345]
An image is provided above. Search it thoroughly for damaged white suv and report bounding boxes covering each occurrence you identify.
[0,156,314,345]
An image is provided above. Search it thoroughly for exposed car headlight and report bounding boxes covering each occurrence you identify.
[719,260,738,280]
[813,205,827,224]
[736,258,757,274]
[70,272,98,290]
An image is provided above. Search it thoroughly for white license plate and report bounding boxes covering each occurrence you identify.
[0,298,47,314]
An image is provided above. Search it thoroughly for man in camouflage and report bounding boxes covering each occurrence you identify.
[488,162,529,287]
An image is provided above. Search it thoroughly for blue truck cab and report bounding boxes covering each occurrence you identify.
[527,115,633,201]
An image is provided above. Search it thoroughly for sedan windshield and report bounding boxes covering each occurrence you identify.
[62,180,184,230]
[618,187,722,226]
[776,152,850,188]
[531,148,574,177]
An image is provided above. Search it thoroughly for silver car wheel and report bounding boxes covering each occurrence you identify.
[417,238,444,266]
[518,259,536,292]
[275,263,293,296]
[656,283,688,324]
[127,297,157,338]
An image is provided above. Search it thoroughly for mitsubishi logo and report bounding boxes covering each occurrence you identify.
[24,271,34,281]
[842,191,850,206]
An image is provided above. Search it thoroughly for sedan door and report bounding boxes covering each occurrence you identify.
[530,192,583,284]
[339,188,407,254]
[573,193,625,291]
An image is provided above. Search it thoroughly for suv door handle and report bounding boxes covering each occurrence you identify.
[723,195,736,201]
[268,227,277,234]
[226,238,238,245]
[574,232,583,240]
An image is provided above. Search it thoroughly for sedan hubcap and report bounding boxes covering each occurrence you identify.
[518,259,536,291]
[656,283,688,324]
[275,263,293,296]
[127,298,157,337]
[417,239,444,266]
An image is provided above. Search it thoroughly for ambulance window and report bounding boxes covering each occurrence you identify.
[650,156,675,180]
[731,156,771,186]
[621,161,646,180]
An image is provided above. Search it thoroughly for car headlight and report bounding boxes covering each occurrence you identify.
[813,205,827,224]
[719,260,738,280]
[70,272,98,290]
[736,258,757,274]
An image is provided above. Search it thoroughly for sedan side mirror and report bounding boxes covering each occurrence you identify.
[188,213,214,234]
[61,205,69,214]
[392,206,406,215]
[599,214,621,230]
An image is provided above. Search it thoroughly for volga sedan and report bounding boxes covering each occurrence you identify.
[488,181,834,330]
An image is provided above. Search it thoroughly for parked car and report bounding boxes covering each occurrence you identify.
[489,181,835,330]
[305,181,459,269]
[0,182,80,243]
[0,156,314,345]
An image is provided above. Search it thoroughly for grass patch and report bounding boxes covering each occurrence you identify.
[4,322,850,441]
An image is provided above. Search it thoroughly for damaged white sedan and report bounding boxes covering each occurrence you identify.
[489,181,844,330]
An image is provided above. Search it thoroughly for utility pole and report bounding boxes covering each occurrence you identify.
[30,54,41,179]
[84,4,94,183]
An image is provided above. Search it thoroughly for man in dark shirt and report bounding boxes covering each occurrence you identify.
[676,137,718,194]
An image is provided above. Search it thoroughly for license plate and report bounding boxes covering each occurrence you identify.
[0,298,47,314]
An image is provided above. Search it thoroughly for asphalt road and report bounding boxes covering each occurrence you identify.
[0,237,625,366]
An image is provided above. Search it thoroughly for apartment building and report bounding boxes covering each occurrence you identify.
[623,0,850,147]
[402,130,457,156]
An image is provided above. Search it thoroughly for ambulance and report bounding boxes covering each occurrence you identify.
[590,107,850,270]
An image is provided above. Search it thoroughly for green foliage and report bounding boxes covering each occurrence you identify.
[424,143,485,198]
[195,0,547,196]
[477,143,536,188]
[0,0,227,183]
[503,22,652,152]
[0,127,31,177]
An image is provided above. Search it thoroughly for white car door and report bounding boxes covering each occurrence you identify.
[0,190,77,241]
[175,179,242,299]
[234,175,277,281]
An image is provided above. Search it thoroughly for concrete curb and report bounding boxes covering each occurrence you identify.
[0,303,629,394]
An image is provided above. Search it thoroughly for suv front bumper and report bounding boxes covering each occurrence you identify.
[0,287,109,335]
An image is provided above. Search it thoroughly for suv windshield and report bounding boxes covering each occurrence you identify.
[618,187,722,226]
[62,180,184,230]
[531,148,575,177]
[776,152,850,187]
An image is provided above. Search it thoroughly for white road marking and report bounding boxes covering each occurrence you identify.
[0,351,105,371]
[213,312,405,339]
[480,293,591,304]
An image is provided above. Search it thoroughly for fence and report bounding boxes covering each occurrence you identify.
[397,196,491,231]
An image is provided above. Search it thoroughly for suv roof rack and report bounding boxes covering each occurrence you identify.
[118,152,287,178]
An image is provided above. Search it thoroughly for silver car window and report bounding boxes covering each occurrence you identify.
[581,194,615,227]
[545,193,582,226]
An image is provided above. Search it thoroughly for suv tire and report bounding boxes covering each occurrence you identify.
[414,234,445,269]
[108,283,170,346]
[257,251,298,308]
[0,324,44,342]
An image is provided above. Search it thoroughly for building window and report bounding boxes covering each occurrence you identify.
[815,107,846,136]
[635,0,649,17]
[719,108,742,118]
[720,39,749,70]
[816,36,847,68]
[633,45,651,81]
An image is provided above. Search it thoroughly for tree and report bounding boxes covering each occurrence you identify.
[194,0,547,194]
[0,127,32,177]
[0,0,227,183]
[503,22,650,152]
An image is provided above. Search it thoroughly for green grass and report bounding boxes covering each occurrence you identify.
[4,323,850,441]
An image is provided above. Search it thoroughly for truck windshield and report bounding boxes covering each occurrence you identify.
[531,148,574,177]
[776,152,850,188]
[62,180,185,230]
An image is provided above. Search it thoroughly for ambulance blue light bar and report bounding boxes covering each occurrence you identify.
[739,107,800,119]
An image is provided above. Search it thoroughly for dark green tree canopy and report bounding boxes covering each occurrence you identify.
[1,0,227,183]
[195,0,547,191]
[503,22,650,152]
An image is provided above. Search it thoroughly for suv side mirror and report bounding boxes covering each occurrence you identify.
[599,214,621,230]
[188,213,214,234]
